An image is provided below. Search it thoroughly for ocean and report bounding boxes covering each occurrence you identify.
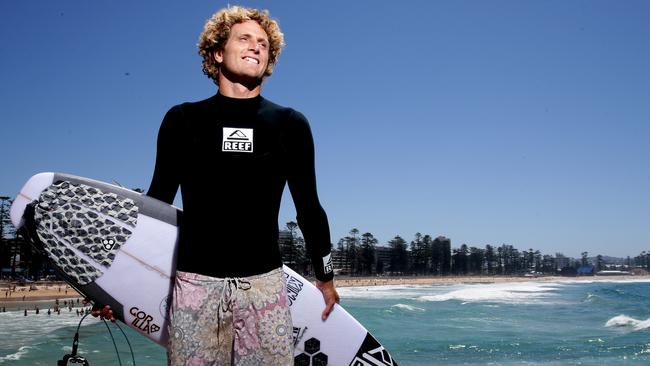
[1,279,649,365]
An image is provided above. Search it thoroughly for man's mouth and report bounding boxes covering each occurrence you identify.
[243,56,259,64]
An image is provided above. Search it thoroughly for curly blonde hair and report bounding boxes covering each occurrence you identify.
[198,6,285,85]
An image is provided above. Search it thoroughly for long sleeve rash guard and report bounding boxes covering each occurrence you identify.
[146,92,334,281]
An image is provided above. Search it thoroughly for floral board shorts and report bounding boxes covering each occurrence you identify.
[167,267,294,366]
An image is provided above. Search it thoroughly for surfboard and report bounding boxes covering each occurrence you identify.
[10,172,397,366]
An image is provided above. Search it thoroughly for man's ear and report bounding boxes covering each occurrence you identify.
[213,48,223,64]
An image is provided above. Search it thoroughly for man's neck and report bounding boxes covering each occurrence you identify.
[217,78,262,99]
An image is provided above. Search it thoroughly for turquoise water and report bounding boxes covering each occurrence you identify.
[1,279,649,365]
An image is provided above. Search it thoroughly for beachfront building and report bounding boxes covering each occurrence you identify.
[0,238,26,280]
[331,248,349,275]
[554,253,571,271]
[375,246,391,274]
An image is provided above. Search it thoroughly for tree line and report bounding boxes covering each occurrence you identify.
[281,225,650,278]
[2,194,649,280]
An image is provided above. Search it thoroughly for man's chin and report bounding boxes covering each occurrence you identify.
[240,75,265,89]
[221,69,265,89]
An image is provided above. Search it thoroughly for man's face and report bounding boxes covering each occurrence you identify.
[214,20,270,85]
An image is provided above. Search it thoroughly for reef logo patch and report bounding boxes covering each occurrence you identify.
[222,128,253,153]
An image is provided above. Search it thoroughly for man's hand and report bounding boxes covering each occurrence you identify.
[315,279,340,321]
[84,298,116,322]
[92,304,116,322]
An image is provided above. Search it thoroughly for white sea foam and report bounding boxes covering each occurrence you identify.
[391,303,425,312]
[0,346,32,363]
[0,347,30,362]
[338,284,439,300]
[339,281,567,304]
[605,315,650,331]
[417,282,563,304]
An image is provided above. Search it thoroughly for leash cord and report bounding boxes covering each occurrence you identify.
[101,319,123,366]
[76,312,90,334]
[114,320,137,366]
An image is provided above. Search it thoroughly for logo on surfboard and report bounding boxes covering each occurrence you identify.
[292,326,308,347]
[101,238,116,251]
[349,334,396,366]
[294,337,328,366]
[129,307,161,334]
[222,128,254,153]
[284,273,304,306]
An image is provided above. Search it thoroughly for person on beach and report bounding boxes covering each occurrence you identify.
[94,6,339,365]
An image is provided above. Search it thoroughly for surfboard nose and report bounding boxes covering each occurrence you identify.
[10,172,55,229]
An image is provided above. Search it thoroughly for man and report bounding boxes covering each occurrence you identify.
[145,6,338,365]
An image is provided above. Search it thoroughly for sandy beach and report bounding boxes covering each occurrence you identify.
[2,274,647,309]
[1,282,82,301]
[0,282,84,311]
[334,274,649,288]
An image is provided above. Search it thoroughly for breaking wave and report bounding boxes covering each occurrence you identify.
[417,282,563,304]
[391,303,425,312]
[605,315,650,332]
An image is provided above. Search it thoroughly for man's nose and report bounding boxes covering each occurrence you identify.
[249,41,261,52]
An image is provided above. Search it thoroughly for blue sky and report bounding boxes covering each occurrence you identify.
[1,1,648,258]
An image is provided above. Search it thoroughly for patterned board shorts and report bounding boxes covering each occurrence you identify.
[167,267,294,366]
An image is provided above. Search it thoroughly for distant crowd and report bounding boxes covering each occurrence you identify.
[0,296,91,316]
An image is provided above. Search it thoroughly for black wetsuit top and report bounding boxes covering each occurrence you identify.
[146,92,334,281]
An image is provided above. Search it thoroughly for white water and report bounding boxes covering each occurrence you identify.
[605,315,650,332]
[417,282,565,304]
[391,303,425,312]
[338,281,569,304]
[0,346,32,362]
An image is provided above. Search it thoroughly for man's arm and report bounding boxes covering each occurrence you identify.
[146,106,182,203]
[285,110,340,320]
